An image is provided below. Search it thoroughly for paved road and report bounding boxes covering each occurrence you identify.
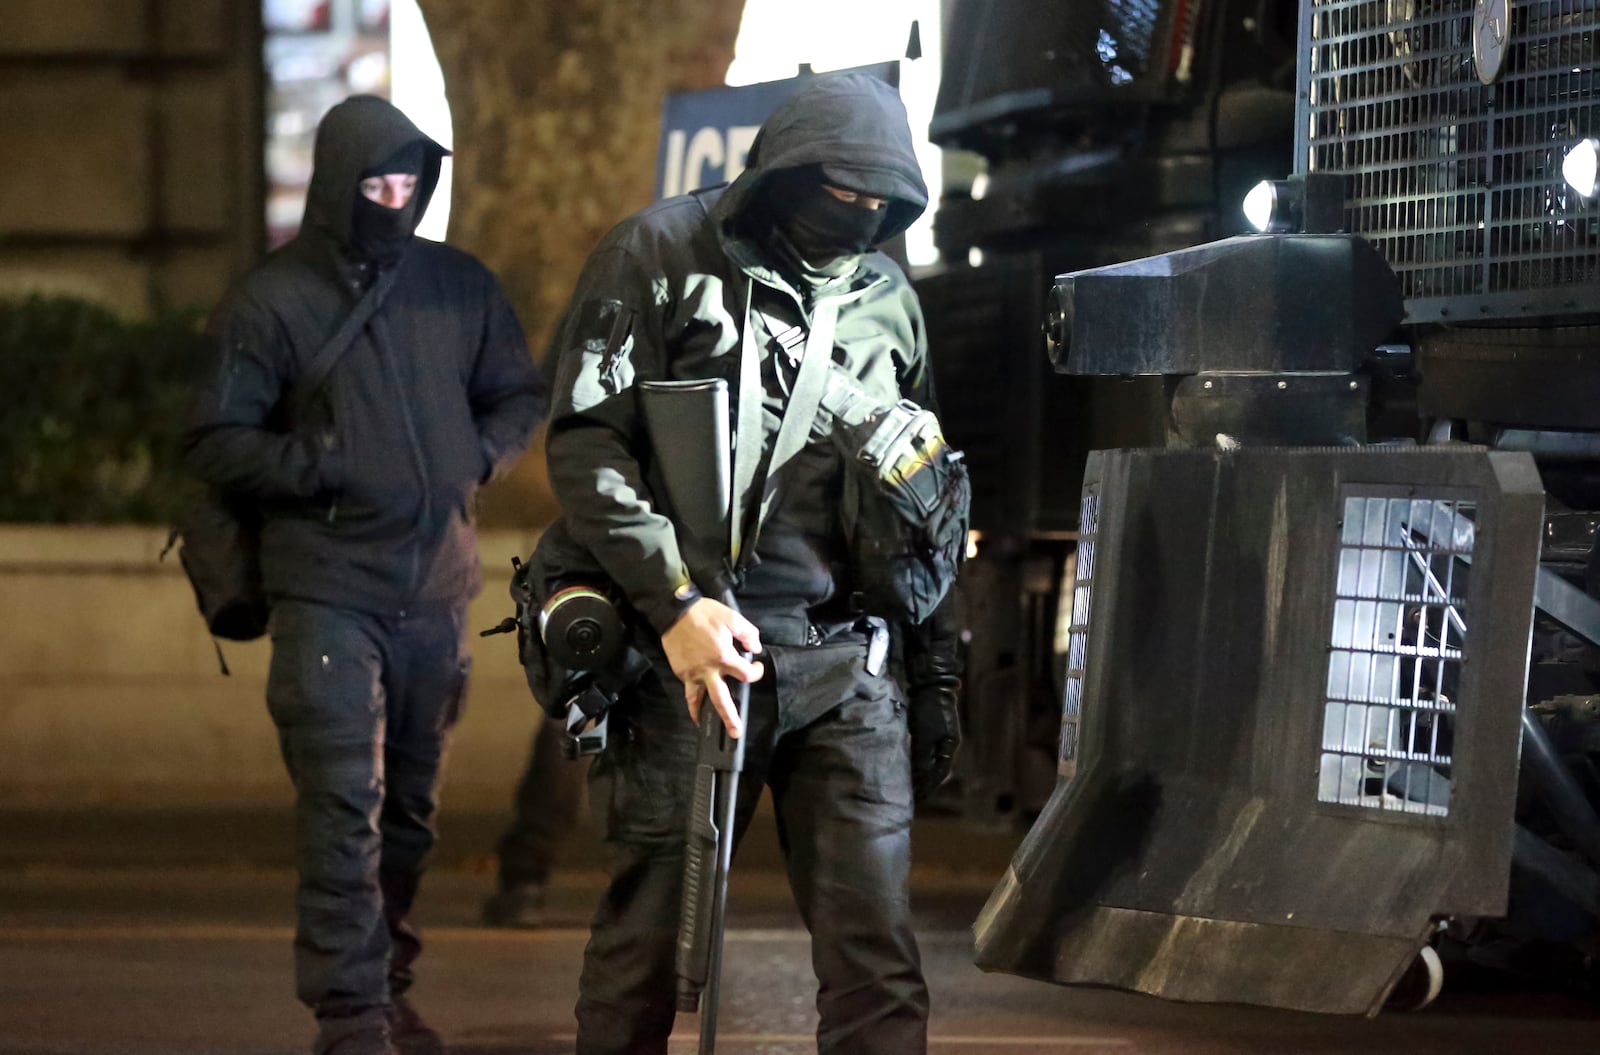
[3,865,1600,1055]
[1,809,1598,1054]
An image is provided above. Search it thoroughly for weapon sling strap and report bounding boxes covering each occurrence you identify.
[729,286,839,574]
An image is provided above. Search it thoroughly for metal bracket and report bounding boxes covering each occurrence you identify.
[1409,500,1600,648]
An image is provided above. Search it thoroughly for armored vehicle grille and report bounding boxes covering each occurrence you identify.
[1298,0,1599,321]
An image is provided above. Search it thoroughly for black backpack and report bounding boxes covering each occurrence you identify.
[168,492,268,642]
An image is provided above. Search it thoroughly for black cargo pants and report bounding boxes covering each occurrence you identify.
[266,598,471,1020]
[494,714,587,888]
[574,638,928,1054]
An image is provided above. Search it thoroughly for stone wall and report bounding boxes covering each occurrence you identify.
[0,526,546,810]
[0,0,263,315]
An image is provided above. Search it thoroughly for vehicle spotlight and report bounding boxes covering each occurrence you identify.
[1243,174,1346,234]
[1563,138,1598,199]
[1243,180,1288,233]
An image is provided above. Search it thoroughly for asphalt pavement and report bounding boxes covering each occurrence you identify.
[1,808,1597,1054]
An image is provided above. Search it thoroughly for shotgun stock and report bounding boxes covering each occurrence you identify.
[637,379,732,565]
[637,378,747,1054]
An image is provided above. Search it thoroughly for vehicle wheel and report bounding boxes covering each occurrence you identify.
[1387,943,1445,1011]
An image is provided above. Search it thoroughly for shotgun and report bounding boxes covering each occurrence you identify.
[637,377,746,1054]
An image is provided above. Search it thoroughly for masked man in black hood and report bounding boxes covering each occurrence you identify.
[184,96,545,1055]
[545,72,963,1054]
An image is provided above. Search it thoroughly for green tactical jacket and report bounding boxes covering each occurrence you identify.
[545,72,933,643]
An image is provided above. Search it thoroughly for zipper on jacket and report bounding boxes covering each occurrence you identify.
[369,304,432,597]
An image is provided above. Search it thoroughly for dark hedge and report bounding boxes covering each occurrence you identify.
[0,295,210,523]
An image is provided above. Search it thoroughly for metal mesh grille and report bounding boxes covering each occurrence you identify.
[1318,493,1473,816]
[1061,492,1100,774]
[1096,0,1167,84]
[934,0,1197,142]
[1302,0,1600,316]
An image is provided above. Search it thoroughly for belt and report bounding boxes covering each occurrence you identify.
[753,614,841,648]
[752,613,889,675]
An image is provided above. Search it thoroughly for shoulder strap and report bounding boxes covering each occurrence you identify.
[288,265,400,421]
[730,283,762,565]
[729,293,839,572]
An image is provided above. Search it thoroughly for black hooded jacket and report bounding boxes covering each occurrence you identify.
[545,73,933,645]
[184,96,545,615]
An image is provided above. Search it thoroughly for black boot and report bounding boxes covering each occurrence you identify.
[314,1009,397,1055]
[480,881,546,929]
[387,996,445,1055]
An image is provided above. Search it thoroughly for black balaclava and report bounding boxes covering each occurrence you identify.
[759,167,888,283]
[349,141,424,266]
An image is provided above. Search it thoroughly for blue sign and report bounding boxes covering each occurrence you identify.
[654,63,899,200]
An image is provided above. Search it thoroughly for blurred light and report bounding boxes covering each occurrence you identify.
[390,0,453,241]
[965,530,982,560]
[967,246,984,268]
[1563,138,1598,199]
[970,171,989,201]
[1243,180,1277,233]
[347,50,389,94]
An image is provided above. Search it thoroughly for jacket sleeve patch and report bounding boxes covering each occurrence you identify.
[567,297,637,405]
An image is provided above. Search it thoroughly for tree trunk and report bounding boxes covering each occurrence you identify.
[418,0,746,527]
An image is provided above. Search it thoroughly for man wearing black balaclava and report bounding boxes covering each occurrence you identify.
[544,72,964,1054]
[183,96,545,1055]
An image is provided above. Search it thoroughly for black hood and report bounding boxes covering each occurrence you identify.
[712,72,929,245]
[303,95,449,251]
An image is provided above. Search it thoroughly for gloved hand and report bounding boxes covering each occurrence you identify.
[908,681,961,802]
[903,590,964,802]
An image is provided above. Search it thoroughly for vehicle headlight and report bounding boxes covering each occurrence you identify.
[1563,138,1598,199]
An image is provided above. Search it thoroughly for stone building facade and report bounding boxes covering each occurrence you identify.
[0,0,263,316]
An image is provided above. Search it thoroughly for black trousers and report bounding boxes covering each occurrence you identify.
[574,639,928,1054]
[265,598,471,1018]
[495,715,587,887]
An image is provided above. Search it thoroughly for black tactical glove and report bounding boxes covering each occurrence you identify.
[904,593,963,802]
[908,679,961,802]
